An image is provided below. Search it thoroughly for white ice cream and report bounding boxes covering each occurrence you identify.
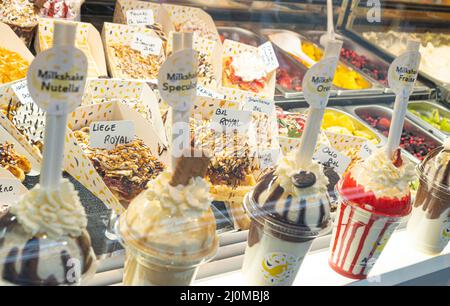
[231,51,267,82]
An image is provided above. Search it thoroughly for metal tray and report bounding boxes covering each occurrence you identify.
[301,30,430,94]
[218,26,309,99]
[350,30,449,90]
[407,100,450,140]
[288,106,386,146]
[348,105,443,162]
[260,28,384,96]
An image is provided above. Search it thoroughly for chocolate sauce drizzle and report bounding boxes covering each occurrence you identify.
[0,214,94,286]
[414,147,450,219]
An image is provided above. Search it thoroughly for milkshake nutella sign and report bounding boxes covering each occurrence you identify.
[302,57,339,109]
[27,45,88,114]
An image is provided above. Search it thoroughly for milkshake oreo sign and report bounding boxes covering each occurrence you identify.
[27,46,88,115]
[302,57,339,109]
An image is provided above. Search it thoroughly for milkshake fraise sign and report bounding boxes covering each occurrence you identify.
[388,49,421,98]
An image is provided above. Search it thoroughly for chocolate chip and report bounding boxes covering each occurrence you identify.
[292,171,316,188]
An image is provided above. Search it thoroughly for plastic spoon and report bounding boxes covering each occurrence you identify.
[269,32,316,67]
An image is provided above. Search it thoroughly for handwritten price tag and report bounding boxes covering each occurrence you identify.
[11,79,34,105]
[89,120,135,150]
[258,41,279,73]
[258,148,280,169]
[126,9,155,26]
[197,85,225,100]
[243,96,274,115]
[0,178,22,204]
[211,108,252,132]
[313,144,351,175]
[131,33,162,56]
[359,141,376,160]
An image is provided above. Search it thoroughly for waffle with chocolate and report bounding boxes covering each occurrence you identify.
[0,142,31,181]
[74,127,165,207]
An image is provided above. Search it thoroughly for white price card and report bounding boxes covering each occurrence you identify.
[211,108,252,132]
[89,120,135,150]
[359,141,376,159]
[258,148,280,169]
[126,9,154,26]
[11,79,34,105]
[131,33,163,56]
[243,96,274,115]
[0,178,23,204]
[197,85,225,100]
[313,144,351,175]
[258,41,279,73]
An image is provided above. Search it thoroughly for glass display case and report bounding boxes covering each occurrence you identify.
[0,0,448,287]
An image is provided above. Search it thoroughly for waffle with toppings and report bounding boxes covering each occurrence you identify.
[0,142,31,182]
[192,119,258,229]
[222,55,268,93]
[74,127,165,207]
[110,44,164,80]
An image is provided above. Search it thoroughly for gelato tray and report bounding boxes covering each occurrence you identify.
[351,105,443,161]
[360,31,450,87]
[300,30,430,93]
[289,107,384,145]
[407,101,450,140]
[261,28,383,96]
[218,26,308,98]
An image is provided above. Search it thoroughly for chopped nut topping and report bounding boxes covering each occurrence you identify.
[74,127,165,206]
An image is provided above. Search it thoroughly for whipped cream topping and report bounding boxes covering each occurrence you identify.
[419,43,450,83]
[10,179,87,239]
[275,153,329,198]
[444,138,450,150]
[231,51,266,82]
[351,149,415,199]
[122,172,216,255]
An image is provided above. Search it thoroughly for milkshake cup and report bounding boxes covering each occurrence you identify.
[407,146,450,254]
[118,153,219,286]
[242,154,332,286]
[329,149,414,279]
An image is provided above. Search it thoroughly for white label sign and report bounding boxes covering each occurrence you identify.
[131,33,163,56]
[126,9,154,26]
[302,57,339,109]
[243,96,274,115]
[388,50,421,96]
[359,141,376,159]
[197,85,225,100]
[11,79,34,105]
[211,108,252,131]
[313,144,351,175]
[258,148,280,169]
[0,178,22,203]
[89,120,135,150]
[258,41,279,73]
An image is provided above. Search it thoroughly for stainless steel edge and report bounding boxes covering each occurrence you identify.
[346,104,443,163]
[406,101,450,140]
[259,28,383,96]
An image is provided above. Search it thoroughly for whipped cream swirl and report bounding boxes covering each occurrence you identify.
[231,52,267,82]
[10,179,87,239]
[275,153,329,198]
[351,148,415,199]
